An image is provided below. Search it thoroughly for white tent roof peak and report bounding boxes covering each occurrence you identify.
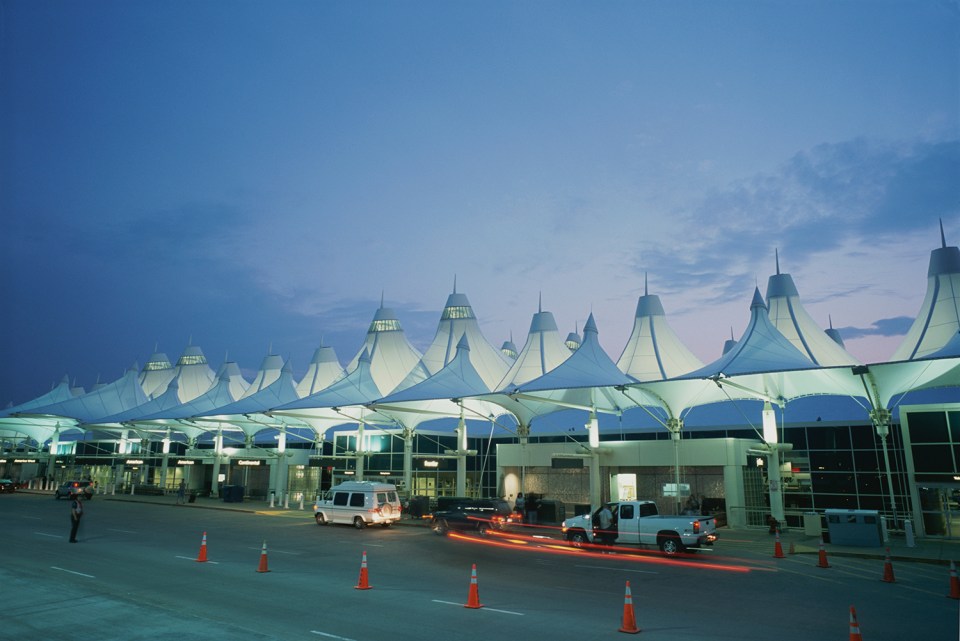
[391,288,510,393]
[616,280,703,381]
[765,254,860,367]
[139,350,176,399]
[346,303,421,396]
[825,315,846,348]
[681,287,817,380]
[500,334,519,361]
[241,353,284,398]
[496,303,570,391]
[297,345,345,397]
[892,221,960,360]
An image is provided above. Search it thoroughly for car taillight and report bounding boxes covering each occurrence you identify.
[693,520,700,534]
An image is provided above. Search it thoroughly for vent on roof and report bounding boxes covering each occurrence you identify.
[441,305,475,320]
[369,318,402,332]
[177,354,207,366]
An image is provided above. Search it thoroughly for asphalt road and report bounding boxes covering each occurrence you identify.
[4,493,957,641]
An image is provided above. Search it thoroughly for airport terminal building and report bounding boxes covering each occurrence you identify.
[2,230,958,539]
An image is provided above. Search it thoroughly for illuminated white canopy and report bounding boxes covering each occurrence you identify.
[766,252,860,367]
[892,223,960,361]
[617,275,704,381]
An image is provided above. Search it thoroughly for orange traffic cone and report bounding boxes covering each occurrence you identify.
[256,540,270,573]
[464,563,482,609]
[948,561,960,599]
[849,605,863,641]
[773,530,785,559]
[618,580,640,634]
[195,531,208,563]
[817,538,831,568]
[881,548,895,583]
[355,550,371,590]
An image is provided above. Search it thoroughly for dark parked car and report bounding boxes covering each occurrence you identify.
[0,479,15,493]
[431,498,516,536]
[55,480,93,500]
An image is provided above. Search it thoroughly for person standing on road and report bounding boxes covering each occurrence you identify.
[69,493,83,542]
[514,493,525,521]
[596,503,616,549]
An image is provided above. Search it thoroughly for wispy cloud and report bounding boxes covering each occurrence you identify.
[838,317,915,340]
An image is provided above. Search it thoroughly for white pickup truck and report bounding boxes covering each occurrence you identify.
[561,500,718,554]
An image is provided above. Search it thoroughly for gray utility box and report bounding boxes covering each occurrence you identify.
[824,509,882,547]
[803,512,823,537]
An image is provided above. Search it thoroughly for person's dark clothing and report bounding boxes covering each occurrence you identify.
[69,497,83,542]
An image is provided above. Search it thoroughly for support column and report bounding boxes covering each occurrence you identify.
[210,428,223,498]
[517,422,530,493]
[667,417,683,514]
[355,417,365,481]
[586,412,601,508]
[402,426,414,496]
[762,403,785,526]
[160,429,171,490]
[871,408,899,526]
[456,410,467,496]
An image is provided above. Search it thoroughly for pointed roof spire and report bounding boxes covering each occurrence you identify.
[644,272,649,296]
[941,217,947,248]
[775,248,780,275]
[453,274,457,294]
[538,291,542,313]
[750,287,767,310]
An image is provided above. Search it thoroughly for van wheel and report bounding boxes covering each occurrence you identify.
[659,535,683,555]
[433,518,449,535]
[353,516,367,530]
[315,513,326,526]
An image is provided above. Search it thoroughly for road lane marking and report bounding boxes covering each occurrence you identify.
[576,564,658,574]
[175,556,219,564]
[311,631,357,640]
[22,516,42,520]
[246,547,302,555]
[51,566,95,578]
[432,600,524,615]
[35,532,62,538]
[108,528,137,534]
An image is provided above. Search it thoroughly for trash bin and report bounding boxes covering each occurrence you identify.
[222,485,244,503]
[824,509,882,546]
[537,500,566,524]
[803,512,822,536]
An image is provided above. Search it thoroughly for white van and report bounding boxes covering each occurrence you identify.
[313,481,402,529]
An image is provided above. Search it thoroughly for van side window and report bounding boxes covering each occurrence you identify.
[376,492,387,504]
[619,504,634,520]
[333,492,349,506]
[638,503,658,517]
[349,492,365,507]
[388,491,398,502]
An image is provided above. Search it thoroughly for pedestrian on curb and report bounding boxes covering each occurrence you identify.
[69,493,83,542]
[177,480,186,504]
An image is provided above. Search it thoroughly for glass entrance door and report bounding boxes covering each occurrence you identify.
[918,484,960,538]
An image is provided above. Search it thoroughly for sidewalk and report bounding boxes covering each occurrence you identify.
[25,489,960,564]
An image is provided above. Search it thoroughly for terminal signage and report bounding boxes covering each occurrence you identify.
[237,460,262,466]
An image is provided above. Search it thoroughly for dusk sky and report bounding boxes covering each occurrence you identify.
[2,1,958,407]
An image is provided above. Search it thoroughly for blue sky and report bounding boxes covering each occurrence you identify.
[2,0,958,406]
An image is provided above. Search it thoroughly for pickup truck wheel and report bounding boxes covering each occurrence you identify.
[433,518,449,535]
[315,513,326,525]
[659,535,683,555]
[568,531,589,547]
[353,516,367,530]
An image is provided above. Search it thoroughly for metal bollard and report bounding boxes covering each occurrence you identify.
[904,519,916,548]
